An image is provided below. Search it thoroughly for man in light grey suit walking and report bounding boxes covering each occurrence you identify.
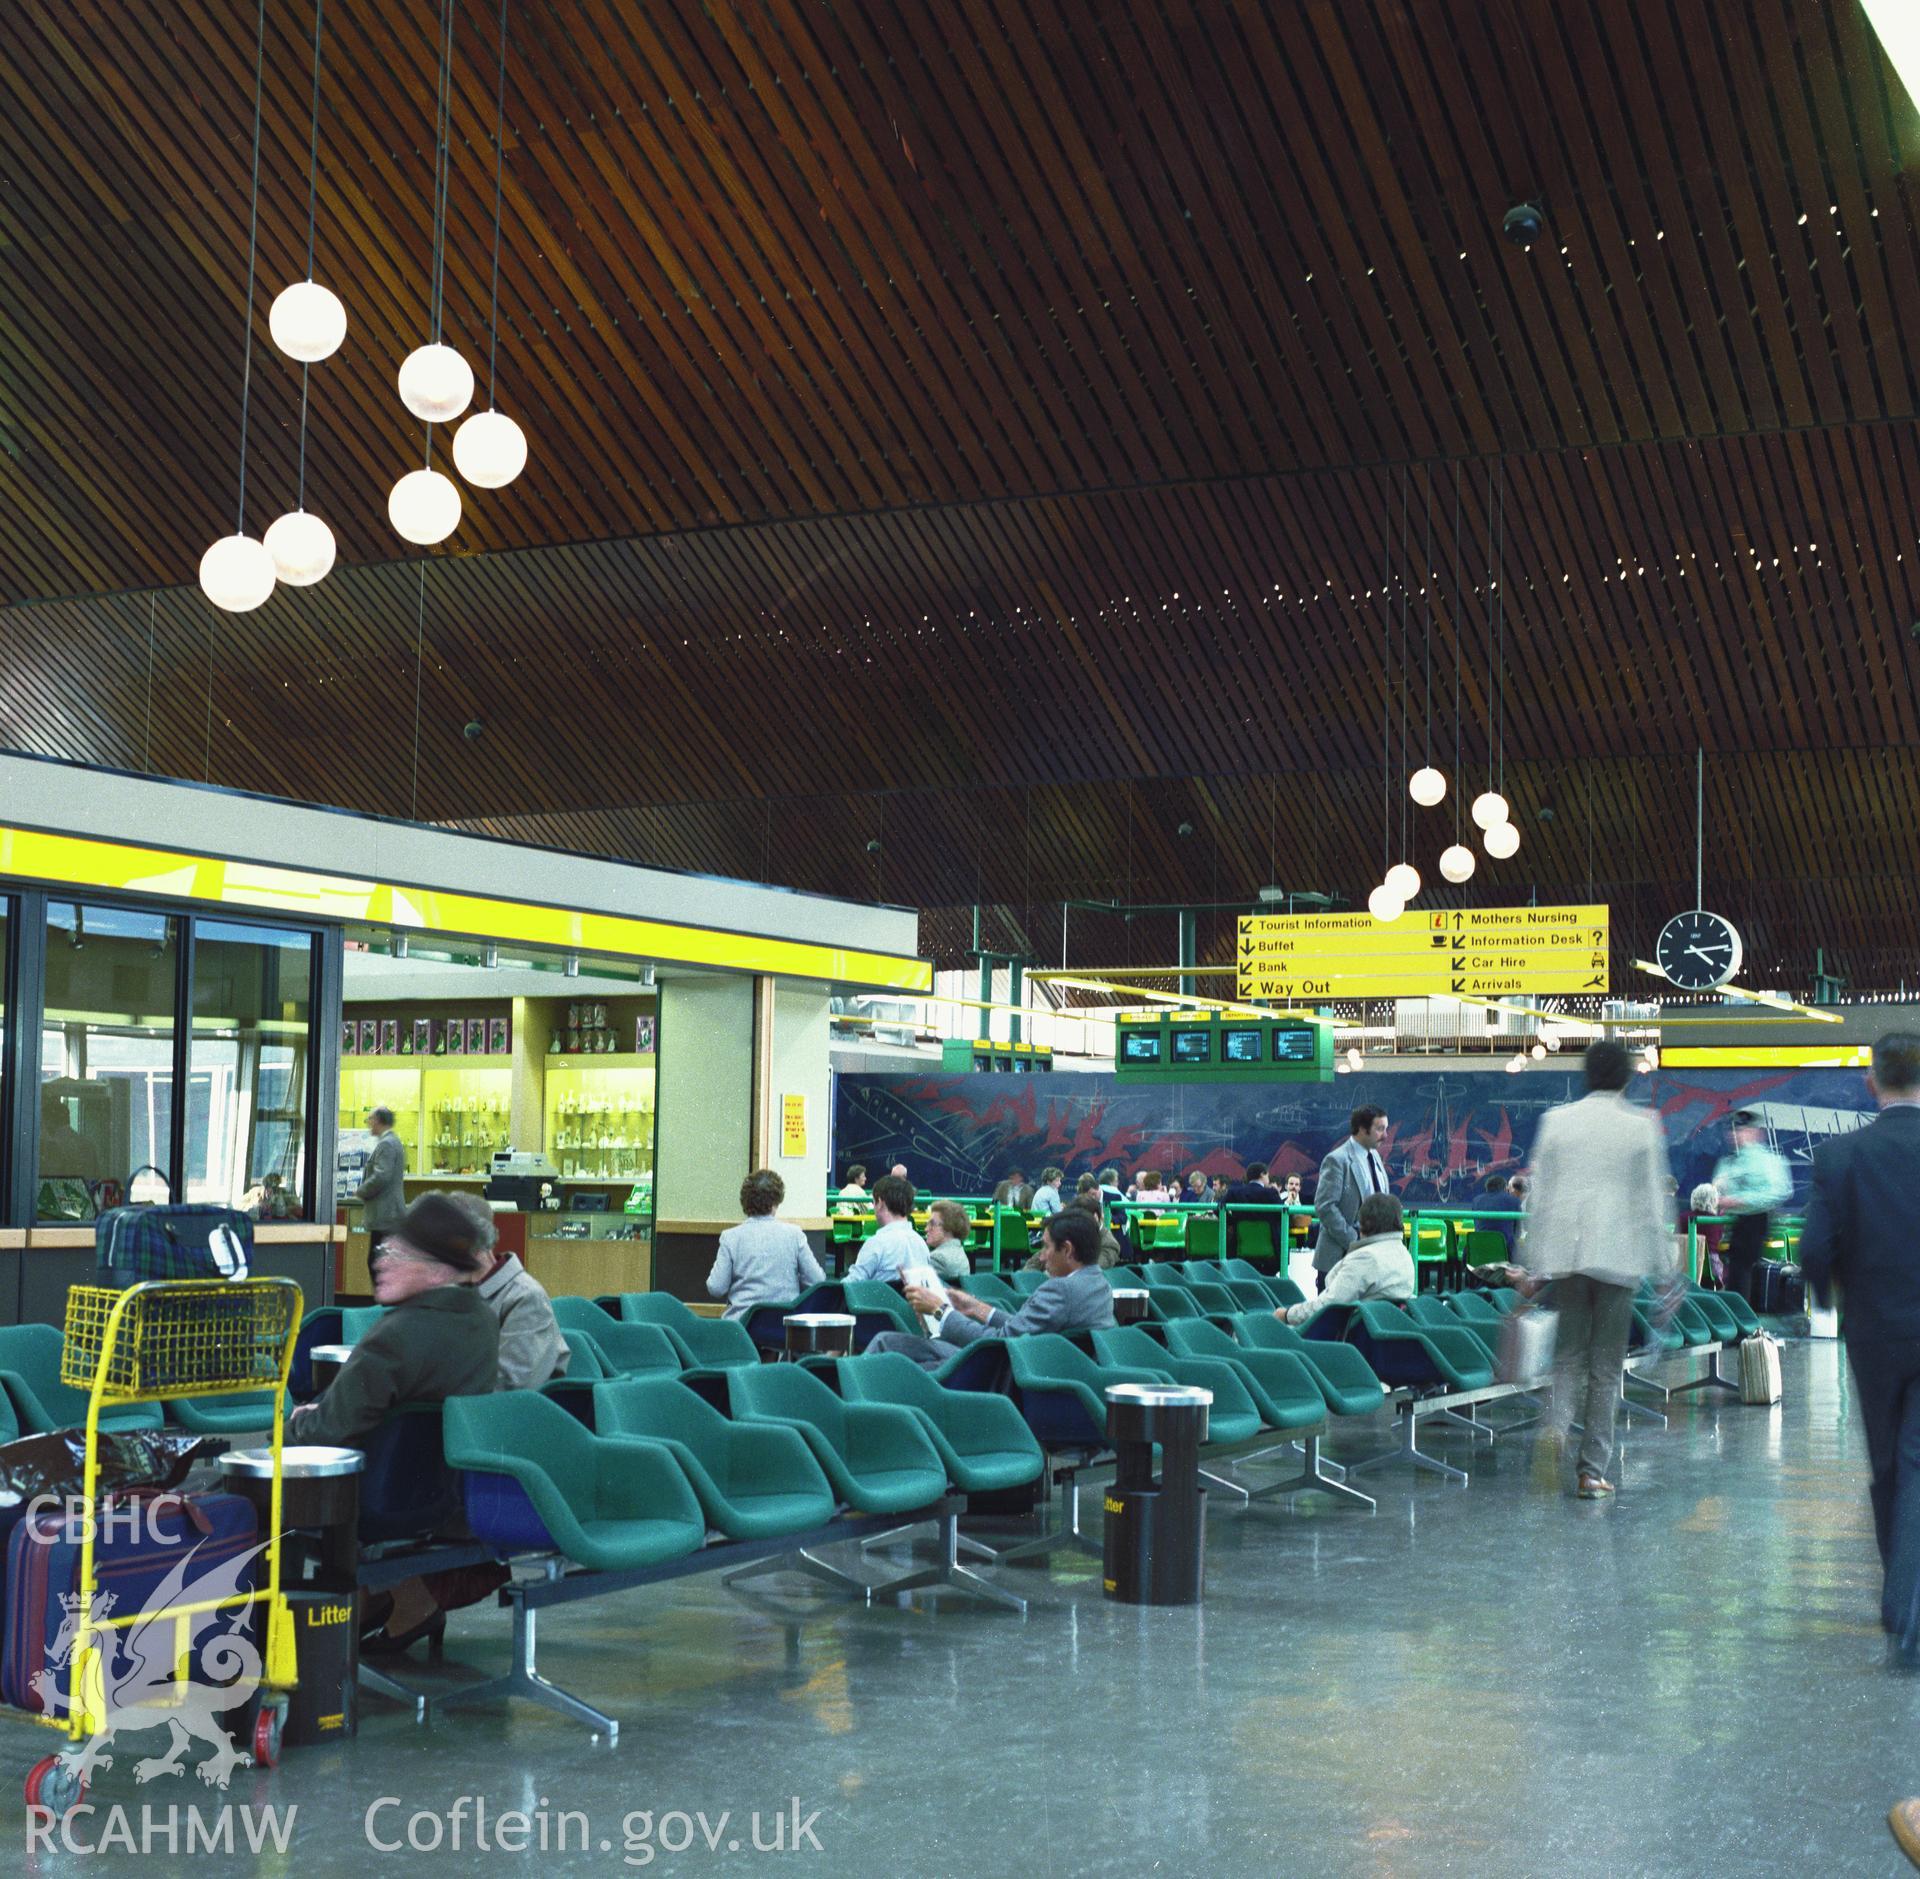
[868,1211,1115,1368]
[1313,1106,1391,1292]
[1522,1039,1676,1500]
[358,1106,409,1251]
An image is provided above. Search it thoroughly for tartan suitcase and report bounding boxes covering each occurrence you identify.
[94,1168,252,1287]
[2,1492,260,1712]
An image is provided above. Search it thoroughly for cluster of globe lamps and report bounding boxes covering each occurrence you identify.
[1366,768,1521,924]
[199,281,528,613]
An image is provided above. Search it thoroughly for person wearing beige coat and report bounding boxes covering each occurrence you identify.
[1522,1040,1677,1497]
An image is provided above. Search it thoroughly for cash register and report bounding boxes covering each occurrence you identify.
[484,1149,561,1212]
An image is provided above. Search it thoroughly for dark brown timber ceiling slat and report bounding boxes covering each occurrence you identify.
[4,0,1920,982]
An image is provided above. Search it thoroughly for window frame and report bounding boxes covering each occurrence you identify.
[3,889,330,1227]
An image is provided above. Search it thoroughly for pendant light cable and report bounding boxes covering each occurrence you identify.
[233,0,267,534]
[1485,462,1495,799]
[1381,474,1392,882]
[1398,470,1409,864]
[1422,468,1433,771]
[1496,464,1507,798]
[412,562,429,819]
[485,0,508,408]
[144,592,157,773]
[295,0,325,511]
[429,0,454,345]
[420,0,456,478]
[1452,461,1462,845]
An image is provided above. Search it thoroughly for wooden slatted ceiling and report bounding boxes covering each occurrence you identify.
[3,0,1920,980]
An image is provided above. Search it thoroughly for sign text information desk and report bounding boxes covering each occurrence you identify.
[1236,904,1611,1001]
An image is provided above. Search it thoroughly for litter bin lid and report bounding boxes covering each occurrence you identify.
[787,1313,857,1327]
[1109,1288,1150,1298]
[1104,1382,1212,1408]
[221,1445,365,1479]
[307,1344,355,1364]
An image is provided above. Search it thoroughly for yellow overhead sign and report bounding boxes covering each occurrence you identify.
[1236,904,1610,1001]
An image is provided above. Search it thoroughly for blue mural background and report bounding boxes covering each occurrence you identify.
[832,1068,1875,1206]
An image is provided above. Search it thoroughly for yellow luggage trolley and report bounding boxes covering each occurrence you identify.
[16,1276,303,1816]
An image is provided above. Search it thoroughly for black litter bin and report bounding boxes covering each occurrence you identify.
[1102,1382,1210,1606]
[221,1445,364,1745]
[785,1313,856,1359]
[1109,1289,1152,1326]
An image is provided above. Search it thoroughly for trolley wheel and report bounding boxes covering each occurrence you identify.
[252,1700,285,1769]
[25,1752,86,1817]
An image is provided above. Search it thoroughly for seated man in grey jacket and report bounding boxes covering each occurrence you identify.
[1285,1192,1416,1329]
[865,1210,1116,1369]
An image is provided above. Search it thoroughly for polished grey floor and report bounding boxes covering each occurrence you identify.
[10,1339,1915,1876]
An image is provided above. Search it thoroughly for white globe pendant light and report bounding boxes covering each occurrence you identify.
[452,408,527,488]
[268,279,346,362]
[389,467,462,544]
[263,509,336,584]
[1471,789,1509,830]
[1484,820,1521,860]
[199,534,276,612]
[1438,843,1476,884]
[1344,1047,1363,1071]
[1409,766,1446,807]
[262,509,336,585]
[1367,883,1405,923]
[398,343,474,423]
[1384,861,1421,901]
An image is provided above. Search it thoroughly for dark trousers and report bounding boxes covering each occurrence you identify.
[1725,1212,1770,1303]
[1844,1339,1920,1639]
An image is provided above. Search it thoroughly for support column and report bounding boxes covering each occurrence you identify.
[753,977,832,1252]
[653,974,754,1299]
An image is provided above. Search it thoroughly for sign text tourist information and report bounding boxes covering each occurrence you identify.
[1235,904,1610,1001]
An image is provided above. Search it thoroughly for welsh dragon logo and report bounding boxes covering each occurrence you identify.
[33,1533,271,1790]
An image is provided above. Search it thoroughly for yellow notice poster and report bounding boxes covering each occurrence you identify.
[780,1094,808,1159]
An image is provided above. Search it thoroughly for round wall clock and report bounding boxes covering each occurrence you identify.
[1655,909,1743,991]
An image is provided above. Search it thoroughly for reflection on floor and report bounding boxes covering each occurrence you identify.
[40,1341,1916,1876]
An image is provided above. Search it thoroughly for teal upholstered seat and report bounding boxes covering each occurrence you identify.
[836,1353,1043,1494]
[593,1375,835,1538]
[551,1299,683,1377]
[1089,1326,1264,1443]
[0,1325,162,1433]
[1231,1314,1386,1417]
[726,1364,947,1513]
[442,1388,705,1572]
[599,1293,760,1369]
[1161,1320,1326,1430]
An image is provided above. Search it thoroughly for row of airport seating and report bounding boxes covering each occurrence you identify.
[0,1257,1772,1739]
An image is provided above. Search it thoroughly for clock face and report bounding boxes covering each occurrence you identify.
[1656,909,1743,991]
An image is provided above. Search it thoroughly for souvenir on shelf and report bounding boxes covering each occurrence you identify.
[413,1019,433,1055]
[465,1018,487,1055]
[380,1019,399,1055]
[341,1020,356,1056]
[358,1019,379,1055]
[489,1016,508,1055]
[635,1016,656,1052]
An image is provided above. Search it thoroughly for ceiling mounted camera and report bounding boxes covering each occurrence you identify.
[462,719,484,741]
[1502,201,1545,248]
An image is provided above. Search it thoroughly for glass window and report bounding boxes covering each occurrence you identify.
[40,902,177,1218]
[188,920,312,1218]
